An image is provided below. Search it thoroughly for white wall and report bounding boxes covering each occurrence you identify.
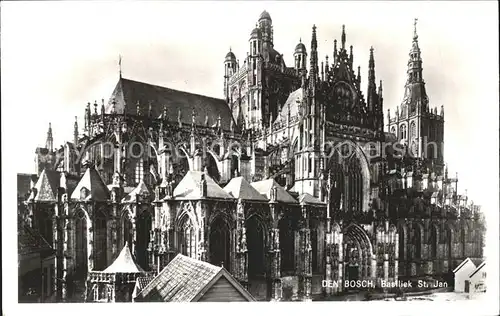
[453,260,476,292]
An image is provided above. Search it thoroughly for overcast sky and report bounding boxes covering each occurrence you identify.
[2,1,498,212]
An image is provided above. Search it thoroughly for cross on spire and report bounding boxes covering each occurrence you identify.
[413,18,418,39]
[118,54,122,78]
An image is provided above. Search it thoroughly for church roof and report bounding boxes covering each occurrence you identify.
[18,173,37,199]
[103,242,145,273]
[122,179,152,202]
[275,88,302,124]
[298,193,325,205]
[259,10,271,21]
[250,179,297,204]
[70,166,110,201]
[18,223,54,257]
[106,77,236,131]
[28,169,60,202]
[134,254,255,302]
[173,171,233,200]
[223,177,268,201]
[469,261,486,278]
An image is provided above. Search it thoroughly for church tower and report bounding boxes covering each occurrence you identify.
[387,19,444,169]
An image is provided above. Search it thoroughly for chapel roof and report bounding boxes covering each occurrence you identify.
[28,169,60,202]
[103,242,145,274]
[223,176,268,201]
[298,193,325,205]
[70,165,110,201]
[134,254,255,302]
[18,224,54,257]
[106,77,237,131]
[122,179,152,202]
[173,171,233,200]
[250,179,297,204]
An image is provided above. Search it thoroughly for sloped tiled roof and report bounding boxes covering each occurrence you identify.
[173,171,233,200]
[17,173,36,199]
[135,254,255,302]
[28,169,60,202]
[469,261,486,278]
[453,257,476,273]
[122,179,152,202]
[223,177,268,201]
[106,78,236,131]
[18,224,54,256]
[274,88,302,124]
[102,242,144,273]
[251,179,298,204]
[298,193,325,205]
[70,166,110,201]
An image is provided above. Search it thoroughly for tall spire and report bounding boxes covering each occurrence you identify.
[341,25,346,50]
[46,123,53,152]
[401,18,428,113]
[413,18,418,40]
[74,116,79,145]
[309,25,319,84]
[367,46,377,111]
[118,54,122,78]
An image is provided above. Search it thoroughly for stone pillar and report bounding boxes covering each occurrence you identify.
[269,227,281,301]
[236,200,249,289]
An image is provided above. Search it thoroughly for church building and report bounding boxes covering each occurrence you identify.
[19,11,485,302]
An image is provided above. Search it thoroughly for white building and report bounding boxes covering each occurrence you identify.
[468,262,486,294]
[453,258,477,293]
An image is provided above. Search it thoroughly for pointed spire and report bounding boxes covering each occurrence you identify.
[309,24,319,86]
[46,122,53,152]
[136,100,141,116]
[413,18,419,40]
[378,80,383,95]
[163,104,168,120]
[118,54,122,78]
[341,25,346,50]
[440,104,444,116]
[367,46,377,111]
[333,39,338,63]
[74,116,79,145]
[111,98,117,114]
[357,66,361,83]
[94,100,98,115]
[349,45,353,64]
[101,99,105,116]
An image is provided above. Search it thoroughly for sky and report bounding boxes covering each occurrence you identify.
[1,1,499,313]
[2,1,498,209]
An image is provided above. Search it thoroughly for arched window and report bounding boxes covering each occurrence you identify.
[429,226,437,259]
[135,158,144,184]
[209,217,231,270]
[279,217,295,274]
[136,210,152,270]
[347,154,363,212]
[410,121,416,141]
[179,216,196,259]
[94,211,107,270]
[75,211,88,278]
[391,126,396,135]
[246,216,266,277]
[400,124,407,140]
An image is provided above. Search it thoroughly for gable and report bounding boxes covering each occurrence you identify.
[453,258,476,274]
[197,276,248,302]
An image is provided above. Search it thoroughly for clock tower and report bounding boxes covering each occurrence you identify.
[387,19,444,170]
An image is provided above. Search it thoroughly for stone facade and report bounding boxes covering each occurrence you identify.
[19,11,485,302]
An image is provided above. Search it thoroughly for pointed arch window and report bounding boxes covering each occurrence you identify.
[410,121,416,141]
[135,158,144,184]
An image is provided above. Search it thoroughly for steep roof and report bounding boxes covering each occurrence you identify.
[135,254,255,302]
[251,179,297,204]
[275,88,302,124]
[298,193,325,205]
[469,261,486,278]
[18,224,54,257]
[453,257,476,274]
[173,171,233,200]
[102,242,144,273]
[223,177,268,201]
[28,169,60,202]
[106,78,236,131]
[70,166,110,201]
[122,179,152,202]
[17,173,36,199]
